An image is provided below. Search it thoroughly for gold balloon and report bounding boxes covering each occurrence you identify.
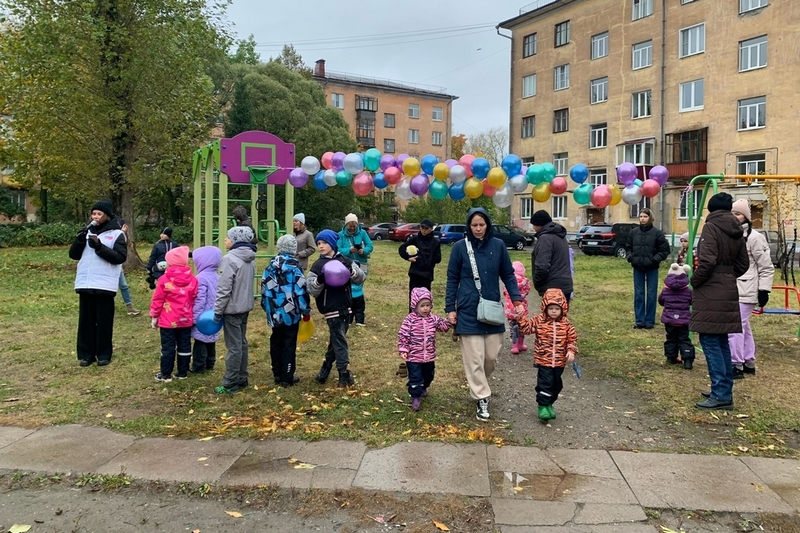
[402,157,421,177]
[464,178,484,199]
[486,167,507,188]
[609,185,623,206]
[532,182,551,203]
[433,162,450,180]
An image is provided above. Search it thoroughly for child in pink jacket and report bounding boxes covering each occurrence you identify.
[397,287,451,411]
[504,261,531,354]
[150,246,198,382]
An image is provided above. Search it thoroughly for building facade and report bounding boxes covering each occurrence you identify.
[500,0,799,234]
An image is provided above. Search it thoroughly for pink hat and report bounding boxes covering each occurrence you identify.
[513,261,526,276]
[165,246,190,267]
[731,199,752,221]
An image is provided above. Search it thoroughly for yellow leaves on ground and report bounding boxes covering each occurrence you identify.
[433,519,450,531]
[198,436,215,441]
[9,525,32,533]
[660,527,685,533]
[287,457,320,469]
[225,511,243,518]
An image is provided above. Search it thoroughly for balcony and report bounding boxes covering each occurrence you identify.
[356,136,375,149]
[665,161,707,180]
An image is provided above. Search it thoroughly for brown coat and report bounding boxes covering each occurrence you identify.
[689,210,749,334]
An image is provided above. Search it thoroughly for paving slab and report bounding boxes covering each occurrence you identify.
[741,457,800,510]
[492,498,576,526]
[95,436,249,483]
[500,524,658,533]
[0,426,34,450]
[574,503,647,524]
[611,451,795,513]
[353,442,489,496]
[0,425,136,473]
[488,446,565,476]
[546,449,623,479]
[490,470,638,504]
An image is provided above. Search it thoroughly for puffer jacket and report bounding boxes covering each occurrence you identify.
[306,253,366,319]
[397,287,451,363]
[191,246,222,342]
[626,223,670,272]
[690,210,749,334]
[531,222,573,297]
[261,253,311,327]
[214,243,256,316]
[146,238,179,280]
[399,230,442,281]
[504,273,530,319]
[150,265,198,329]
[737,225,774,304]
[658,272,692,326]
[518,288,578,368]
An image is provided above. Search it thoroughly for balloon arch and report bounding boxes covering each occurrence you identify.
[290,151,670,209]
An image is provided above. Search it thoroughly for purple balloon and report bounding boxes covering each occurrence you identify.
[396,153,410,169]
[331,151,346,171]
[649,165,669,186]
[322,259,350,287]
[409,174,430,196]
[520,166,528,177]
[444,158,458,168]
[379,154,396,171]
[616,162,638,186]
[288,167,309,188]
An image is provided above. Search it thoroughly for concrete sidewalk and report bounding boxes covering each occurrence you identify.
[1,424,799,531]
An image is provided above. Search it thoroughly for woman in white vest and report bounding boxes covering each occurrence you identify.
[69,199,128,367]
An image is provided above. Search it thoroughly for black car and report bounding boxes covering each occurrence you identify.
[579,223,638,258]
[494,225,529,250]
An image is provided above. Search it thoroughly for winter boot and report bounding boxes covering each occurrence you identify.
[337,369,355,388]
[126,303,141,316]
[510,342,520,355]
[683,358,694,370]
[315,362,333,384]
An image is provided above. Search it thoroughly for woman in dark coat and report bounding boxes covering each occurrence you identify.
[690,193,749,410]
[626,208,670,329]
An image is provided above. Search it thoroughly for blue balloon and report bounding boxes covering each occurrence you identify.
[471,158,491,179]
[373,172,388,189]
[313,170,328,190]
[449,181,466,200]
[569,164,590,184]
[421,154,439,175]
[196,309,223,336]
[501,154,522,178]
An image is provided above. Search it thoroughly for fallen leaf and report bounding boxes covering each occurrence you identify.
[188,409,194,415]
[192,530,200,533]
[603,406,615,410]
[752,483,764,492]
[9,525,32,533]
[225,511,243,518]
[660,527,685,533]
[738,446,749,452]
[198,436,215,441]
[433,519,450,531]
[198,457,208,461]
[736,414,749,418]
[513,486,524,492]
[710,412,719,420]
[294,462,318,469]
[287,458,298,463]
[105,413,113,418]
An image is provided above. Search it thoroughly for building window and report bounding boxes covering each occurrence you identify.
[682,0,697,3]
[432,132,443,146]
[591,32,609,59]
[522,74,537,98]
[665,128,708,164]
[632,90,652,119]
[356,95,378,111]
[555,21,570,47]
[408,103,420,119]
[523,32,537,58]
[552,196,567,218]
[590,169,607,186]
[520,197,532,219]
[680,79,704,111]
[554,152,568,176]
[553,109,569,133]
[408,129,419,144]
[632,0,653,20]
[331,93,344,109]
[739,35,767,71]
[521,116,535,138]
[383,114,395,129]
[384,139,395,153]
[521,156,536,165]
[591,77,608,104]
[738,96,766,130]
[737,153,766,175]
[678,190,702,219]
[432,106,443,121]
[630,197,651,218]
[680,23,705,58]
[616,139,655,166]
[632,40,653,69]
[590,123,607,149]
[740,0,767,13]
[554,64,570,91]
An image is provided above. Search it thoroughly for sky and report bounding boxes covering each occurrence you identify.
[224,0,533,138]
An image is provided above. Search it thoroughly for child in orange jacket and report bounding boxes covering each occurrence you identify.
[518,288,578,422]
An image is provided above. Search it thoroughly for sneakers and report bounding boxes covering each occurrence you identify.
[154,373,172,383]
[743,364,756,375]
[354,322,366,327]
[733,366,745,379]
[126,303,141,316]
[411,396,422,412]
[683,359,693,370]
[175,374,188,380]
[79,359,94,367]
[476,398,490,422]
[700,390,712,398]
[696,398,733,410]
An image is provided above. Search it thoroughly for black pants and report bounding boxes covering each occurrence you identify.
[77,292,116,363]
[664,324,695,361]
[270,323,300,384]
[536,366,565,406]
[160,327,192,377]
[191,340,217,372]
[408,274,432,311]
[323,316,350,370]
[407,361,435,397]
[350,296,365,325]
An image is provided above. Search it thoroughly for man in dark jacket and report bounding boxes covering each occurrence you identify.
[146,227,179,289]
[626,208,671,329]
[399,218,442,307]
[530,210,573,301]
[690,193,749,410]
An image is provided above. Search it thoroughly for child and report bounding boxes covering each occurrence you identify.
[213,226,257,394]
[677,232,689,266]
[518,288,578,422]
[306,229,365,387]
[658,263,695,369]
[504,261,531,354]
[261,235,311,387]
[190,245,222,374]
[397,287,451,411]
[150,246,198,382]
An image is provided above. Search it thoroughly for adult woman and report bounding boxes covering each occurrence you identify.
[292,213,316,272]
[625,208,670,329]
[68,200,127,367]
[445,208,523,422]
[337,213,373,326]
[729,199,774,378]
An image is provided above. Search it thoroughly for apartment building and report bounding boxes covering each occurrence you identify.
[500,0,799,233]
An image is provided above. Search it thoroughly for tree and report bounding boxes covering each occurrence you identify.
[451,133,467,161]
[230,35,260,65]
[268,44,312,78]
[464,126,509,167]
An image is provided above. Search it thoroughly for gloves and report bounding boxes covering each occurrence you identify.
[150,317,158,329]
[213,313,223,323]
[757,290,770,308]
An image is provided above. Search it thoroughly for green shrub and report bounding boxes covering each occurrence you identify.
[135,225,193,245]
[0,222,83,247]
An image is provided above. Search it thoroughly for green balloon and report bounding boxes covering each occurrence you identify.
[363,148,382,172]
[541,162,557,183]
[335,170,353,187]
[573,183,594,205]
[526,164,545,185]
[429,179,449,200]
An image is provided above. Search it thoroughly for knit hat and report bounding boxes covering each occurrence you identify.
[232,205,249,222]
[91,199,114,217]
[731,199,752,221]
[513,261,526,276]
[420,218,435,229]
[227,226,254,244]
[707,192,733,213]
[165,246,190,267]
[276,234,298,256]
[316,229,339,252]
[530,210,552,226]
[680,232,689,242]
[667,262,691,276]
[293,213,306,225]
[162,227,173,238]
[345,213,359,225]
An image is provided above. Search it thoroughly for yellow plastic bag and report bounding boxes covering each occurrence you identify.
[297,317,315,343]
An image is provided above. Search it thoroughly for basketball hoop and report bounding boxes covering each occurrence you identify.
[247,165,279,184]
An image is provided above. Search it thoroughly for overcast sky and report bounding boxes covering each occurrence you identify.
[225,0,532,138]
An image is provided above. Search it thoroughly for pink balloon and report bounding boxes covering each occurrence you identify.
[409,174,430,196]
[649,165,669,186]
[384,166,402,185]
[549,176,568,195]
[483,180,496,197]
[322,260,350,287]
[459,154,475,177]
[352,172,374,196]
[289,167,309,188]
[640,179,661,198]
[590,185,613,208]
[321,151,334,170]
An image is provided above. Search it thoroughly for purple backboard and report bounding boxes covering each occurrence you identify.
[220,131,296,184]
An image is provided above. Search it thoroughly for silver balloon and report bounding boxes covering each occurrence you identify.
[395,178,414,201]
[300,155,320,176]
[322,169,338,187]
[492,183,514,208]
[621,185,643,205]
[343,153,364,175]
[449,164,467,184]
[508,174,528,193]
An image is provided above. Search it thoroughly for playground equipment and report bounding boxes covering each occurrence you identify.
[752,285,800,338]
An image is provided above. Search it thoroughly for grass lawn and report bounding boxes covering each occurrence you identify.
[1,243,798,456]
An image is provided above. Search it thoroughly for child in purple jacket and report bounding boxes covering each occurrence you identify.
[658,263,695,369]
[190,246,223,373]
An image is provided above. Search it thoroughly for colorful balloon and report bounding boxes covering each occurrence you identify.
[486,167,507,188]
[335,170,352,187]
[549,176,568,195]
[289,167,309,188]
[610,185,623,206]
[640,179,661,198]
[532,182,551,203]
[621,185,643,205]
[616,162,638,186]
[373,172,387,189]
[321,151,334,170]
[449,164,467,183]
[402,157,421,177]
[633,178,643,187]
[493,183,514,208]
[323,169,338,187]
[541,162,557,182]
[379,154,396,171]
[573,183,594,205]
[429,179,449,200]
[331,151,346,171]
[649,165,669,186]
[471,158,491,179]
[526,164,545,185]
[396,153,410,169]
[464,177,483,199]
[395,179,414,201]
[433,162,450,180]
[352,172,373,196]
[196,309,223,336]
[459,154,476,177]
[420,154,438,175]
[409,174,430,196]
[322,260,350,287]
[449,181,466,200]
[501,154,522,177]
[344,152,364,175]
[483,180,497,197]
[313,170,327,191]
[590,185,613,208]
[569,164,589,184]
[384,166,402,185]
[363,148,382,172]
[301,156,320,176]
[444,158,458,168]
[508,174,528,193]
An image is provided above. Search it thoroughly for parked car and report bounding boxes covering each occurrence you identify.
[494,225,530,250]
[575,224,608,247]
[437,223,467,245]
[388,223,421,242]
[509,226,536,246]
[366,222,397,241]
[579,223,638,258]
[755,229,780,266]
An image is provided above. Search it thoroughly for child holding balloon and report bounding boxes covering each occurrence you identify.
[190,245,222,374]
[306,230,366,387]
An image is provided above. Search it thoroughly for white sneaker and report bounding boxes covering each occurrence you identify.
[476,398,490,421]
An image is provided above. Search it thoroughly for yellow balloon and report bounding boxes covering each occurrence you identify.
[464,178,484,199]
[433,162,450,181]
[297,317,315,343]
[486,167,507,188]
[609,185,622,206]
[402,157,421,177]
[532,182,551,203]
